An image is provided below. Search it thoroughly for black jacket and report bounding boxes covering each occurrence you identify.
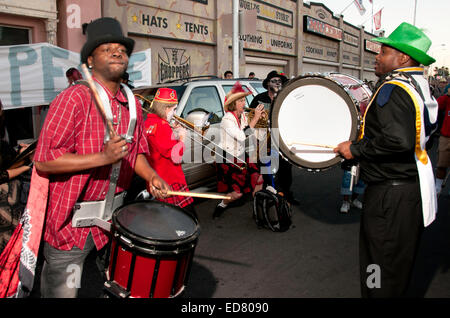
[249,91,272,109]
[350,83,418,184]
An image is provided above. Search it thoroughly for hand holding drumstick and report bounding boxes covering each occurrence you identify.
[288,140,355,159]
[333,141,354,160]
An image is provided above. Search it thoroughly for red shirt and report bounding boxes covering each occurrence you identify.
[34,79,148,251]
[437,94,450,137]
[144,114,193,207]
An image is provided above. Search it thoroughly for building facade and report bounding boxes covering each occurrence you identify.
[0,0,380,88]
[0,0,101,141]
[103,0,380,84]
[0,0,381,140]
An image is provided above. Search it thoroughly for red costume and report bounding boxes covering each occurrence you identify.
[144,89,193,208]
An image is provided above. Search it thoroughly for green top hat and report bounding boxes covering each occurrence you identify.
[372,22,435,66]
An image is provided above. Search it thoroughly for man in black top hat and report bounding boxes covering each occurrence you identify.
[35,17,169,298]
[249,71,298,205]
[249,70,287,110]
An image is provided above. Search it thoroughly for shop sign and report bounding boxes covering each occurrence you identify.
[240,32,295,56]
[239,0,294,28]
[364,57,376,67]
[304,43,338,62]
[343,52,360,65]
[344,32,359,47]
[128,4,215,44]
[304,16,342,41]
[365,39,381,54]
[158,48,191,83]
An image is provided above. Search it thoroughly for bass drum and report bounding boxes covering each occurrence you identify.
[270,73,372,171]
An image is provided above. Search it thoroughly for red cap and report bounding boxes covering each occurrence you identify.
[154,88,178,104]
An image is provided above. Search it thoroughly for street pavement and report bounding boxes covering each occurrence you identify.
[29,144,450,299]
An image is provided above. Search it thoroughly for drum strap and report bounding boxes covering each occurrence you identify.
[72,81,138,231]
[359,71,438,227]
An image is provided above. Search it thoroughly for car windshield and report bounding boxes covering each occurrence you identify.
[250,82,266,94]
[171,85,188,101]
[222,84,255,107]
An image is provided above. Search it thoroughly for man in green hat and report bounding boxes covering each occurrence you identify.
[334,22,438,297]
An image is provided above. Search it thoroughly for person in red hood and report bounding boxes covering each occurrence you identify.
[144,88,196,218]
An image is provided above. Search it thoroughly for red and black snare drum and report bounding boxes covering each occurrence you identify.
[105,201,200,298]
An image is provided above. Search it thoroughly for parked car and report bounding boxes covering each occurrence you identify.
[131,76,265,196]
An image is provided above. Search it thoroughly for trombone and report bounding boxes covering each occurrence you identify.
[135,94,247,170]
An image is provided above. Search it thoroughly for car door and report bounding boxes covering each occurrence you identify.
[177,83,224,189]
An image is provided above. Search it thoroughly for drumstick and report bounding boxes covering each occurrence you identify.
[287,141,337,149]
[81,64,117,138]
[167,190,231,200]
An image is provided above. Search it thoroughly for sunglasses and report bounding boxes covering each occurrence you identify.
[269,79,282,84]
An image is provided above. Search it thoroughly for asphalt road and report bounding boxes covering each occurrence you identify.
[29,144,450,300]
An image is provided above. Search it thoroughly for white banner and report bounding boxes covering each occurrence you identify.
[373,8,383,30]
[0,43,151,110]
[354,0,366,16]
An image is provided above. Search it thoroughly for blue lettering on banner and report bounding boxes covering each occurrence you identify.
[41,45,70,103]
[128,51,146,83]
[1,43,151,109]
[8,46,38,106]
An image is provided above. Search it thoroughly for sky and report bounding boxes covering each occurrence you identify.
[305,0,450,69]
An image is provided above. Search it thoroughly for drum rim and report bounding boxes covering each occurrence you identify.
[111,200,200,253]
[327,72,373,105]
[270,74,360,170]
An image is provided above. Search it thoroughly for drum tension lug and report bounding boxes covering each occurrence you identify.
[104,280,131,298]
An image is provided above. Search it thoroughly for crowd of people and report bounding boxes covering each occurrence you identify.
[0,17,448,299]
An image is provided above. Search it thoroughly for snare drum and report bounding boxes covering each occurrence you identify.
[270,73,372,171]
[105,201,200,298]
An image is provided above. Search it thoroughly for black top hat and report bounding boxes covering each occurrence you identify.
[80,17,135,64]
[262,70,288,89]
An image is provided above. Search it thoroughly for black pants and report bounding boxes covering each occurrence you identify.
[275,157,292,196]
[360,181,423,298]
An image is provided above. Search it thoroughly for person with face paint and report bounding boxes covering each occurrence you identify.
[143,88,196,218]
[249,70,286,111]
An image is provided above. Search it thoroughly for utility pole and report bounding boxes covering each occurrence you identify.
[232,0,239,78]
[413,0,418,25]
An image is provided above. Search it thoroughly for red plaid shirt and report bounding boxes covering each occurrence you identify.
[34,79,149,251]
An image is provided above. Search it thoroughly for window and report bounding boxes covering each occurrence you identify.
[0,26,30,45]
[222,84,254,107]
[181,86,223,124]
[1,25,32,146]
[250,82,266,94]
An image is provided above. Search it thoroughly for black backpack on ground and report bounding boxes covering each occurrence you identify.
[253,189,292,232]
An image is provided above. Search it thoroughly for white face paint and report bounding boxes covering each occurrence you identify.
[166,105,177,121]
[268,77,283,93]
